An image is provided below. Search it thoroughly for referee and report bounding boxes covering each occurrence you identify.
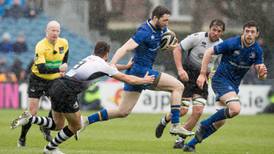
[17,20,69,147]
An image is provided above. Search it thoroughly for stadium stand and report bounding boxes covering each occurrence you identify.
[0,14,93,71]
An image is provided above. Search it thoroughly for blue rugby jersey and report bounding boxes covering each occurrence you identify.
[131,19,167,68]
[213,36,263,87]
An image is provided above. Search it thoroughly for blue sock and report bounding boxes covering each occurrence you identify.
[187,137,198,147]
[203,124,217,139]
[87,109,109,124]
[188,124,217,147]
[171,105,180,124]
[201,108,229,127]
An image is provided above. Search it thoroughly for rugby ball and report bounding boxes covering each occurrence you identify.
[160,31,177,50]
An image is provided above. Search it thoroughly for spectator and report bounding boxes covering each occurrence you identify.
[5,0,24,19]
[5,70,17,82]
[10,58,26,82]
[0,57,7,82]
[0,32,13,53]
[24,0,37,18]
[13,32,28,53]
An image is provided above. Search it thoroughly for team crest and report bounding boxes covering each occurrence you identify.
[73,102,79,109]
[59,47,64,54]
[151,35,155,40]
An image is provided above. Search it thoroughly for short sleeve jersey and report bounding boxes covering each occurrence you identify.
[131,19,167,68]
[66,55,119,82]
[31,38,69,80]
[180,32,223,70]
[213,36,263,86]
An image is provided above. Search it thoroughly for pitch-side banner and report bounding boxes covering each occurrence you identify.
[99,81,271,115]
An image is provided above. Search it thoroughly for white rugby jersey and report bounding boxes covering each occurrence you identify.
[66,55,119,81]
[180,32,223,70]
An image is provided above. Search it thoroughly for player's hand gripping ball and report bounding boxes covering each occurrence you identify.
[160,31,178,51]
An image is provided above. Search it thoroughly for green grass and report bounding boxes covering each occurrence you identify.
[0,109,274,154]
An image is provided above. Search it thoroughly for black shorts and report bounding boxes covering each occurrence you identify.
[179,65,208,99]
[27,74,55,98]
[49,77,84,113]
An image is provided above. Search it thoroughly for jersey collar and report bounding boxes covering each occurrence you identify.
[147,19,157,33]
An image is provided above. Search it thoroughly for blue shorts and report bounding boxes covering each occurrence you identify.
[124,64,160,92]
[212,75,239,101]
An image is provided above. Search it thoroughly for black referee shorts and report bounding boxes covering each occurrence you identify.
[27,74,55,98]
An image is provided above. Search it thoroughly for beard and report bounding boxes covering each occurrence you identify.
[155,21,162,30]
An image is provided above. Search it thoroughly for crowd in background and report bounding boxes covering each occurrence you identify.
[0,0,39,83]
[0,0,42,19]
[0,0,273,86]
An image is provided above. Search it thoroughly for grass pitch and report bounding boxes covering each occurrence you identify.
[0,109,273,154]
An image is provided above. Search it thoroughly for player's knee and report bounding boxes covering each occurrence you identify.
[29,108,38,115]
[55,123,64,131]
[225,98,241,117]
[229,107,241,117]
[172,81,184,92]
[72,124,82,132]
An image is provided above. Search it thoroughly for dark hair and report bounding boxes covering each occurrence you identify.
[151,5,171,19]
[243,20,259,32]
[94,41,110,57]
[209,19,225,31]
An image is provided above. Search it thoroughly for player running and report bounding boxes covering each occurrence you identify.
[155,19,225,149]
[76,5,194,138]
[183,20,267,152]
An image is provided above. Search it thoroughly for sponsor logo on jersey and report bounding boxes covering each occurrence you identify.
[59,47,64,54]
[233,50,240,56]
[201,41,207,48]
[249,52,256,59]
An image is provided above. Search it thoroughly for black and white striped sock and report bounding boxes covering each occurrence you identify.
[46,126,74,150]
[29,116,56,130]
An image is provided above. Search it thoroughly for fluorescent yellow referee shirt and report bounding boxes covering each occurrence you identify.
[31,38,69,80]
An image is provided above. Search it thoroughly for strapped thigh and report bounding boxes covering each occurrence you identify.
[192,97,207,106]
[181,98,191,108]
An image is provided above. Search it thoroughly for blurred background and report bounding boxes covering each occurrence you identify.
[0,0,274,114]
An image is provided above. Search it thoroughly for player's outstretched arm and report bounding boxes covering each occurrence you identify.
[110,39,138,65]
[255,64,267,80]
[196,47,214,89]
[115,58,133,71]
[112,72,155,85]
